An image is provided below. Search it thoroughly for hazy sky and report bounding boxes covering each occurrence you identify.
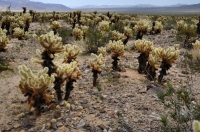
[32,0,200,7]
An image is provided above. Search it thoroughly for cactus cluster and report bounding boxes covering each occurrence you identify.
[0,28,9,52]
[51,20,61,34]
[192,40,200,50]
[108,40,124,71]
[72,27,83,40]
[134,19,151,39]
[18,65,55,115]
[90,53,106,86]
[62,44,82,63]
[134,39,154,73]
[97,47,107,56]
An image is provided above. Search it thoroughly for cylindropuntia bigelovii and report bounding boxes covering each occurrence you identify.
[32,31,63,75]
[108,40,125,71]
[90,53,106,86]
[0,28,9,52]
[134,39,154,74]
[18,65,55,115]
[157,44,180,83]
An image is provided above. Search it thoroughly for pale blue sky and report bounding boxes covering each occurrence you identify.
[32,0,200,7]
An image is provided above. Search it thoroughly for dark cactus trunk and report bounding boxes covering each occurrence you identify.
[92,69,99,87]
[41,50,55,76]
[137,53,147,74]
[64,79,75,101]
[147,65,157,81]
[54,77,63,101]
[112,56,120,71]
[123,36,129,45]
[136,31,143,40]
[158,62,171,83]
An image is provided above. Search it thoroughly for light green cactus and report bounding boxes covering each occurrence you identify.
[0,28,9,52]
[193,120,200,132]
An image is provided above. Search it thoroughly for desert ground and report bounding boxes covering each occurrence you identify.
[0,17,200,132]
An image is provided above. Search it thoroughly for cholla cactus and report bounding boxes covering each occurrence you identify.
[193,120,200,132]
[108,40,124,71]
[98,21,110,31]
[134,19,151,40]
[22,13,32,32]
[134,39,154,73]
[54,61,82,101]
[33,31,63,75]
[151,21,163,34]
[18,65,55,115]
[123,26,133,45]
[177,20,197,49]
[157,45,179,83]
[192,40,200,50]
[97,47,106,56]
[63,44,82,63]
[51,20,61,34]
[110,30,127,42]
[147,48,162,80]
[13,27,30,40]
[81,25,89,39]
[72,27,83,40]
[90,53,106,86]
[0,28,9,52]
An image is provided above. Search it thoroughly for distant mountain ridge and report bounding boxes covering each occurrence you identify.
[0,0,71,11]
[73,3,197,9]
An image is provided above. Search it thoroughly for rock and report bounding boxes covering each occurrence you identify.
[57,126,70,132]
[7,122,12,125]
[13,123,21,129]
[77,119,85,128]
[56,122,63,127]
[54,110,61,118]
[45,122,51,129]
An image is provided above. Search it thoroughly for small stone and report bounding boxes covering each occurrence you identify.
[13,123,21,128]
[56,122,63,127]
[77,119,85,128]
[45,122,51,129]
[20,130,25,132]
[13,118,19,121]
[7,122,12,125]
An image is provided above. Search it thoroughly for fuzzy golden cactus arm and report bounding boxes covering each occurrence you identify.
[111,30,127,42]
[134,39,154,55]
[33,31,63,53]
[55,61,82,80]
[72,27,83,40]
[134,19,151,33]
[97,47,107,56]
[0,28,9,51]
[98,21,110,31]
[62,44,82,62]
[18,65,55,94]
[51,20,61,30]
[108,40,125,58]
[90,53,106,73]
[192,40,200,50]
[124,26,133,37]
[157,46,179,66]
